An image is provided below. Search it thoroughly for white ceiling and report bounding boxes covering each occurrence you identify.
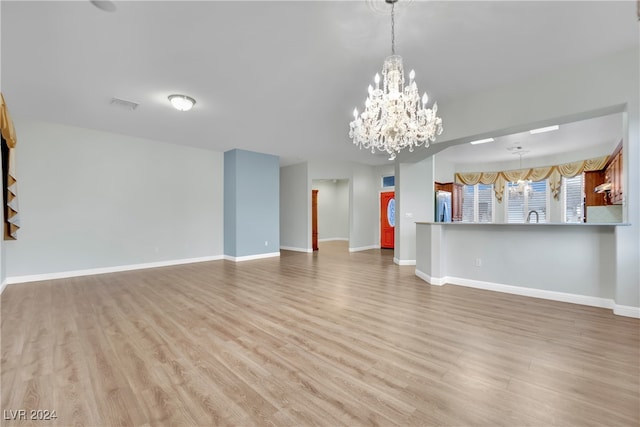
[1,1,637,166]
[436,112,624,166]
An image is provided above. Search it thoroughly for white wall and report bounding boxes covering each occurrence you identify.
[280,162,309,251]
[349,163,378,251]
[5,120,224,279]
[434,156,455,183]
[395,156,434,264]
[312,179,349,241]
[373,163,395,188]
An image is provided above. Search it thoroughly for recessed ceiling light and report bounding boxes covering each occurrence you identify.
[469,138,494,145]
[529,125,559,134]
[168,94,196,112]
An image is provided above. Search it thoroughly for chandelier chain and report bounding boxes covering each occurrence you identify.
[391,1,395,55]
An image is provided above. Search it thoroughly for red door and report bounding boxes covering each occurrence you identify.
[312,190,319,251]
[380,192,395,249]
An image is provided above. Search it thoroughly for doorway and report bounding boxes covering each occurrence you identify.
[311,179,350,251]
[380,191,395,249]
[312,189,319,251]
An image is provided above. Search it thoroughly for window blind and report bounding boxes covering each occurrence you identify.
[462,185,475,222]
[564,174,584,223]
[477,184,493,223]
[507,180,548,223]
[462,183,493,223]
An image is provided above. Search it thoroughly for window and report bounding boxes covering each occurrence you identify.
[382,175,395,188]
[462,183,494,223]
[478,184,493,223]
[462,185,474,222]
[506,180,548,223]
[563,174,584,223]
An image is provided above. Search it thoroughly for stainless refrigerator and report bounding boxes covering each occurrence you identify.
[435,191,452,222]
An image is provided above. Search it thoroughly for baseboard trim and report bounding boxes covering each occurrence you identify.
[349,245,378,252]
[394,257,416,266]
[5,255,224,285]
[412,272,638,316]
[318,238,349,242]
[223,252,280,262]
[449,276,615,310]
[613,304,640,318]
[280,246,312,253]
[414,269,445,285]
[0,279,8,295]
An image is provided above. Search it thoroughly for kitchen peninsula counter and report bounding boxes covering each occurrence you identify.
[415,221,630,226]
[415,221,629,314]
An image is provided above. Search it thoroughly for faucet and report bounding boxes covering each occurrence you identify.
[526,210,539,223]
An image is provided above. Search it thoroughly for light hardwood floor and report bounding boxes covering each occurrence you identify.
[1,241,639,426]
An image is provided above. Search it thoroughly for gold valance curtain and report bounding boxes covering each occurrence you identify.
[455,155,609,203]
[0,93,19,240]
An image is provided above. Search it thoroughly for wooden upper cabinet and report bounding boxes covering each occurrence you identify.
[450,183,463,222]
[608,150,623,205]
[585,141,623,207]
[584,170,607,206]
[434,182,446,193]
[604,142,623,205]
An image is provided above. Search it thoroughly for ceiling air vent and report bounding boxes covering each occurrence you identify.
[110,97,139,111]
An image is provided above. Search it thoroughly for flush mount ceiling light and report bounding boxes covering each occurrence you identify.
[349,0,443,160]
[529,125,559,134]
[168,94,196,112]
[469,138,494,145]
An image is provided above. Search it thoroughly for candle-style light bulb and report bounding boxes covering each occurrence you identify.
[409,69,415,82]
[422,92,429,106]
[374,73,380,89]
[353,108,358,119]
[368,85,373,96]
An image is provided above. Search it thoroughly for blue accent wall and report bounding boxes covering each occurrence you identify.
[224,149,280,257]
[223,150,237,256]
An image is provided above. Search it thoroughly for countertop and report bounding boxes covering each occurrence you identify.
[415,221,631,226]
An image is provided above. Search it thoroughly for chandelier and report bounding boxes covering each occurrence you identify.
[510,179,533,197]
[509,151,533,197]
[349,0,443,160]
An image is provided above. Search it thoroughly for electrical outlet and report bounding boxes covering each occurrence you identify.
[475,258,482,267]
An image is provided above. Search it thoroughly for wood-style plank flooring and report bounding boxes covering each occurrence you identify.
[2,241,639,426]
